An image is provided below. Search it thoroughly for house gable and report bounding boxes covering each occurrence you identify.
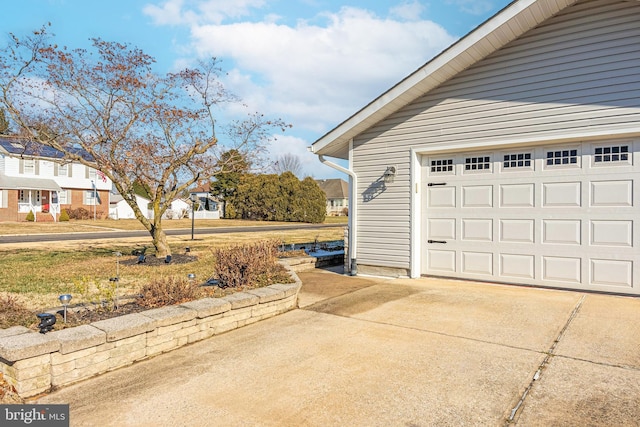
[356,0,640,155]
[311,0,581,159]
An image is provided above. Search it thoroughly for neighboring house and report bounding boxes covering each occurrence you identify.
[311,0,640,296]
[109,193,151,220]
[165,198,190,220]
[0,136,111,222]
[109,193,190,220]
[189,183,221,219]
[316,178,349,216]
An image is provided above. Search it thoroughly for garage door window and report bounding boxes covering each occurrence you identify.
[430,159,454,174]
[545,149,579,167]
[464,156,491,173]
[594,145,629,164]
[503,153,532,170]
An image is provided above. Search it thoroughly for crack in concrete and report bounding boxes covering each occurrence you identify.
[303,308,549,355]
[506,294,586,424]
[549,354,640,372]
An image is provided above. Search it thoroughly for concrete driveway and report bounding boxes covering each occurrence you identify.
[38,268,640,426]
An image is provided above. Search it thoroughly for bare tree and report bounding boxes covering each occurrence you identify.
[272,153,303,177]
[0,108,9,134]
[0,26,289,257]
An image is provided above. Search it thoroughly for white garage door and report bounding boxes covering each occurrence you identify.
[422,140,640,295]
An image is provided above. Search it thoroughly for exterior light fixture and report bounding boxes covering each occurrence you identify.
[383,166,397,184]
[37,313,56,334]
[58,294,72,323]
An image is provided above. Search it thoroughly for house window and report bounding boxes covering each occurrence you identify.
[0,190,5,208]
[19,190,40,203]
[85,190,98,205]
[430,159,454,173]
[546,149,578,166]
[87,166,97,180]
[594,145,629,163]
[23,159,35,175]
[57,190,69,204]
[464,156,491,171]
[59,163,68,176]
[503,153,532,169]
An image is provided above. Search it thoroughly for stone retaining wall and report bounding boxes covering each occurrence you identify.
[0,274,301,398]
[279,253,343,272]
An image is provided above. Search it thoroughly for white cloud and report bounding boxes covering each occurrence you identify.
[144,0,266,26]
[144,1,457,177]
[143,0,187,26]
[390,1,426,21]
[188,6,456,134]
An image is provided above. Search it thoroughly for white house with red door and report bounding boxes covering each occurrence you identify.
[0,136,111,222]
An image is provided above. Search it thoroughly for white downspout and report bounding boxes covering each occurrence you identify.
[317,153,358,276]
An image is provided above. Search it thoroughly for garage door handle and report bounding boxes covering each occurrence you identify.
[428,183,447,186]
[428,240,447,244]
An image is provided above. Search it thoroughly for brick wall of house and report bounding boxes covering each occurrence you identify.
[0,189,109,222]
[63,189,109,219]
[0,190,19,221]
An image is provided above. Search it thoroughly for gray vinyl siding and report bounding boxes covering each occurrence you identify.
[352,0,640,270]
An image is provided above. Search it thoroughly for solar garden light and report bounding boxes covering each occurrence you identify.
[187,273,196,283]
[59,294,72,323]
[36,313,56,334]
[113,251,122,279]
[109,252,122,308]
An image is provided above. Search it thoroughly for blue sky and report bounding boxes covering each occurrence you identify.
[1,0,510,178]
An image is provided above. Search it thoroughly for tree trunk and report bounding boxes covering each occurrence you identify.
[150,226,171,258]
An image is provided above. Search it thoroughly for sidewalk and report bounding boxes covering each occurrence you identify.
[38,268,640,426]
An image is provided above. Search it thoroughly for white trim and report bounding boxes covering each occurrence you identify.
[317,141,358,275]
[349,139,356,274]
[410,148,421,278]
[410,128,640,156]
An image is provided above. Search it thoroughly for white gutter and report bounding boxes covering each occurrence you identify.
[317,153,357,275]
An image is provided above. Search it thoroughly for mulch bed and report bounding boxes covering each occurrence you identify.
[50,281,269,329]
[120,253,198,266]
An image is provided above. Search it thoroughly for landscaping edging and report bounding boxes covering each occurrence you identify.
[0,263,304,398]
[279,253,343,272]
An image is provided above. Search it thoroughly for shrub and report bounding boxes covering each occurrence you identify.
[59,209,70,222]
[25,210,34,222]
[0,295,34,329]
[136,276,203,308]
[213,240,291,288]
[66,207,92,220]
